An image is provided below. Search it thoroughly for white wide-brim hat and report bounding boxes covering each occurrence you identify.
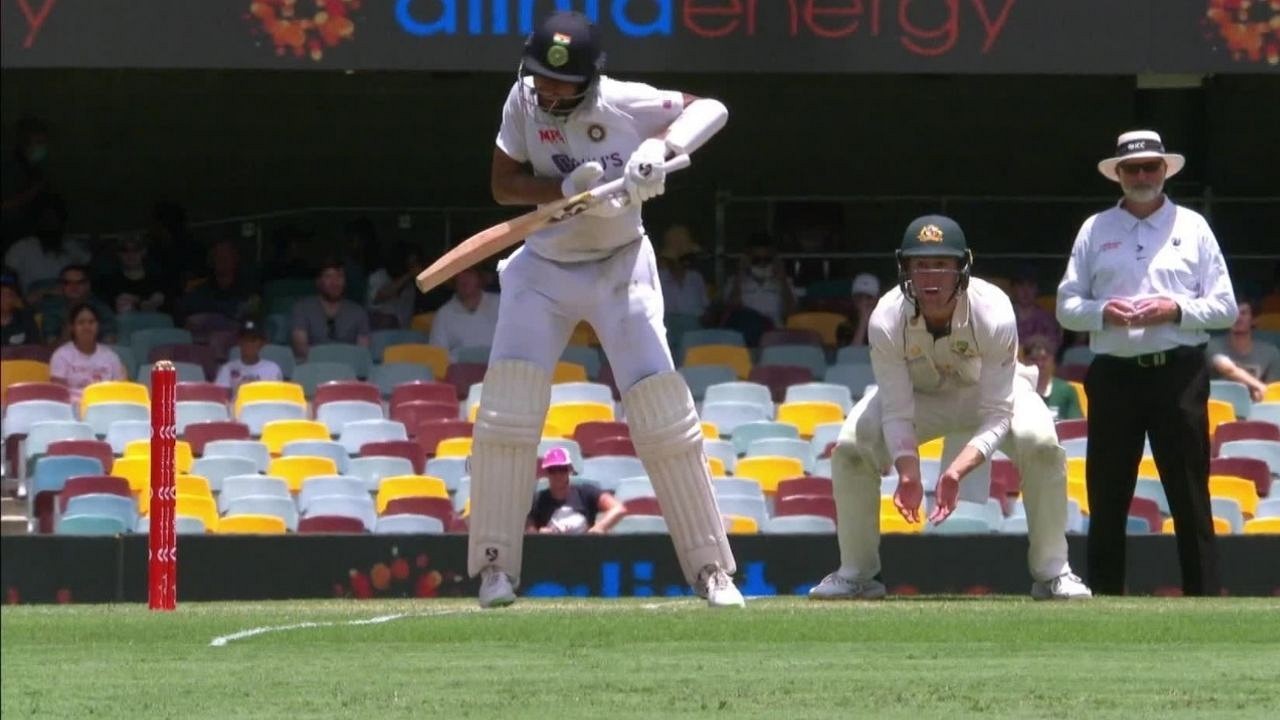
[1097,130,1185,182]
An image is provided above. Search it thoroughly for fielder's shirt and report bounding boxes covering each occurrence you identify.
[868,278,1018,463]
[496,76,684,263]
[1056,196,1237,357]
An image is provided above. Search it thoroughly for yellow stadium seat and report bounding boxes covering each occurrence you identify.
[541,421,566,439]
[546,402,614,437]
[1162,517,1232,534]
[1209,475,1259,517]
[684,344,752,380]
[436,437,473,458]
[1066,457,1086,484]
[707,456,725,476]
[468,403,479,422]
[878,495,898,517]
[880,513,924,534]
[175,493,219,531]
[1206,399,1235,435]
[1138,456,1159,479]
[409,312,435,335]
[1066,479,1090,514]
[568,321,599,347]
[1243,517,1280,534]
[723,514,759,534]
[268,455,339,492]
[110,456,151,497]
[140,473,212,515]
[701,421,720,440]
[1069,381,1087,418]
[260,419,330,455]
[1,359,51,404]
[376,474,449,512]
[81,381,149,414]
[552,361,588,383]
[383,343,450,379]
[733,456,804,494]
[785,311,846,346]
[217,514,287,534]
[776,401,844,439]
[1265,382,1280,402]
[1255,312,1280,331]
[234,381,306,415]
[462,497,471,517]
[123,439,195,473]
[919,437,944,461]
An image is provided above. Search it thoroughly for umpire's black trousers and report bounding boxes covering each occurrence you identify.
[1084,345,1220,596]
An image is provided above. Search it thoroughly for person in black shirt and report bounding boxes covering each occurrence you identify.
[526,447,625,534]
[0,269,39,346]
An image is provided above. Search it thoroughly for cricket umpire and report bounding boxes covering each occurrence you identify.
[1057,130,1237,596]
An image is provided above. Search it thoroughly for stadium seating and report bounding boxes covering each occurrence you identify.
[824,363,875,399]
[762,515,836,534]
[229,344,296,380]
[307,344,373,379]
[315,400,383,435]
[87,403,150,439]
[348,456,416,492]
[759,344,828,380]
[281,439,351,474]
[785,312,845,346]
[234,381,306,415]
[685,345,752,379]
[218,475,291,513]
[298,475,368,513]
[217,514,287,534]
[748,365,815,402]
[269,455,340,492]
[730,421,801,455]
[734,456,805,494]
[260,419,330,455]
[314,380,382,408]
[702,403,773,437]
[375,514,446,534]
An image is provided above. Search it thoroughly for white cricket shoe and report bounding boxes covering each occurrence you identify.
[697,564,745,608]
[1031,572,1093,600]
[807,572,887,600]
[478,567,517,609]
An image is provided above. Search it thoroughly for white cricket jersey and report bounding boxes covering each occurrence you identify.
[1056,196,1237,357]
[495,76,684,263]
[868,278,1018,462]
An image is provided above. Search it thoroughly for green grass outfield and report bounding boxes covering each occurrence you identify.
[3,597,1278,719]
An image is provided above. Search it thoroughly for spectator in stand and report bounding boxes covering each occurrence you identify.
[97,236,168,315]
[1011,264,1062,350]
[291,258,370,359]
[215,319,283,395]
[428,266,500,357]
[846,272,881,347]
[340,217,377,305]
[1,115,55,245]
[367,241,425,329]
[657,225,709,320]
[1,269,39,346]
[144,200,196,296]
[721,236,795,345]
[4,194,89,304]
[180,239,259,321]
[1206,295,1278,400]
[1021,334,1082,420]
[49,302,127,406]
[265,225,317,280]
[526,448,626,534]
[41,264,116,344]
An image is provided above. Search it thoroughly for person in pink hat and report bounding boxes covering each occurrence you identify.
[526,447,626,535]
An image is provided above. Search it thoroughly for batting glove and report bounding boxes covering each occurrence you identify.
[561,161,605,198]
[623,138,668,204]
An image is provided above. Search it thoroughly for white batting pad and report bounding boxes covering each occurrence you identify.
[466,360,552,582]
[623,371,736,585]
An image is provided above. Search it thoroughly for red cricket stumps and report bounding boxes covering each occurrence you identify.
[148,361,177,610]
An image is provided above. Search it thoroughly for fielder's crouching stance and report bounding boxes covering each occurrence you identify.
[810,215,1092,601]
[469,11,743,609]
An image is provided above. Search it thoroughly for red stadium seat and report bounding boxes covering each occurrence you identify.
[992,457,1021,495]
[774,494,837,520]
[1212,421,1280,457]
[298,515,366,533]
[46,440,114,475]
[390,380,459,409]
[1,345,53,363]
[589,436,636,457]
[624,497,662,516]
[314,380,382,409]
[383,496,455,526]
[759,328,824,349]
[359,440,426,474]
[2,381,70,409]
[748,365,814,402]
[391,401,460,429]
[775,476,833,501]
[1055,419,1088,441]
[183,421,251,455]
[58,475,132,513]
[176,382,230,405]
[575,420,630,447]
[414,419,474,457]
[444,362,487,400]
[1128,496,1162,533]
[1210,456,1272,498]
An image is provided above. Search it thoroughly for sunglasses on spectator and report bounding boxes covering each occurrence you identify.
[1118,161,1164,175]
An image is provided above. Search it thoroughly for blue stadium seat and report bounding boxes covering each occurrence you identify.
[560,346,602,380]
[611,515,668,534]
[704,382,773,418]
[102,418,150,453]
[338,419,409,455]
[302,494,377,531]
[824,363,876,399]
[580,456,646,491]
[375,514,445,534]
[424,456,470,493]
[292,361,359,398]
[176,401,230,433]
[679,365,738,402]
[347,456,415,492]
[316,400,385,436]
[3,400,75,438]
[702,402,772,437]
[218,474,291,512]
[550,382,614,407]
[202,440,271,473]
[729,421,801,455]
[57,513,128,535]
[307,344,373,380]
[371,363,434,398]
[759,344,828,380]
[703,439,737,474]
[746,437,812,471]
[784,382,854,414]
[22,421,94,461]
[298,475,368,514]
[762,515,836,534]
[281,439,351,473]
[1210,380,1253,421]
[224,495,300,532]
[715,494,768,526]
[190,456,260,492]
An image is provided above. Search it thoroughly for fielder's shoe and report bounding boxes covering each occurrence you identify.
[697,564,745,608]
[1031,572,1093,600]
[807,572,887,600]
[478,567,517,609]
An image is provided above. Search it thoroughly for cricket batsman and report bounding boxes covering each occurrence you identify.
[468,10,743,608]
[809,215,1092,600]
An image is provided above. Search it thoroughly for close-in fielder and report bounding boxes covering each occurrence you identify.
[809,215,1092,600]
[468,11,743,609]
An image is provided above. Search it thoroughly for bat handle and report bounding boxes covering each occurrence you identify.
[663,154,692,173]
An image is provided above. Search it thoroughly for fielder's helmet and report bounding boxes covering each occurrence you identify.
[895,214,973,304]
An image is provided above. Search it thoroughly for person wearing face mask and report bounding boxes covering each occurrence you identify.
[809,215,1090,602]
[1,116,54,245]
[722,236,796,345]
[1057,130,1237,597]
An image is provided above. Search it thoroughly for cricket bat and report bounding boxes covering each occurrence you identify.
[415,154,691,294]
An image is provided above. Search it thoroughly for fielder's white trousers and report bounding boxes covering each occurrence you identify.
[831,375,1071,583]
[491,238,673,390]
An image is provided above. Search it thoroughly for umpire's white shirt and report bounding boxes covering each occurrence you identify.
[495,76,683,263]
[1056,196,1237,357]
[869,278,1018,462]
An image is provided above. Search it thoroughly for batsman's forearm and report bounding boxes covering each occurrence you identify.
[492,172,565,206]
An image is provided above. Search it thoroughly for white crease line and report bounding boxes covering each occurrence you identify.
[209,610,465,647]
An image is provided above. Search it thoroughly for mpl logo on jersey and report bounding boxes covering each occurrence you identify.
[538,128,566,144]
[551,152,624,174]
